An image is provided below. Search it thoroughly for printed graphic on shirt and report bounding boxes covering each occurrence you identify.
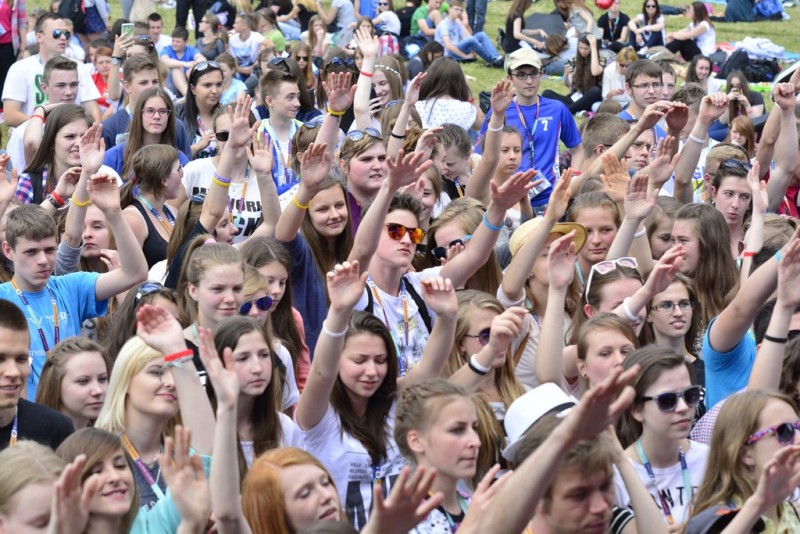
[343,436,406,529]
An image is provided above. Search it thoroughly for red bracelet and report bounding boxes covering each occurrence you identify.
[164,348,194,363]
[359,70,373,78]
[742,251,756,258]
[31,114,45,123]
[50,190,65,207]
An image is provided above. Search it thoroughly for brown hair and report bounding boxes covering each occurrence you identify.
[4,204,58,248]
[576,313,640,390]
[120,144,179,208]
[120,87,176,180]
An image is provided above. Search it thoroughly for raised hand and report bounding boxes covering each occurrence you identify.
[53,166,83,199]
[228,95,258,149]
[698,92,728,124]
[197,326,240,409]
[647,135,679,189]
[485,307,527,367]
[644,245,684,295]
[85,174,120,214]
[664,102,689,133]
[369,466,444,534]
[414,126,442,161]
[355,27,380,59]
[777,231,800,309]
[490,79,514,116]
[460,465,512,531]
[246,129,275,176]
[490,169,536,211]
[750,445,800,513]
[298,143,331,190]
[387,149,433,191]
[98,249,121,272]
[773,82,796,111]
[637,101,669,132]
[368,97,383,117]
[327,260,368,312]
[48,455,99,534]
[420,277,457,318]
[79,123,105,175]
[0,157,19,206]
[158,426,212,529]
[747,160,768,216]
[544,168,573,222]
[623,172,658,221]
[547,231,577,291]
[404,72,426,107]
[136,303,187,356]
[599,152,628,204]
[322,71,356,113]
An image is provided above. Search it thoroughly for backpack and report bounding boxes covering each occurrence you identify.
[744,58,781,82]
[364,276,433,334]
[719,49,749,79]
[58,0,86,34]
[754,0,782,19]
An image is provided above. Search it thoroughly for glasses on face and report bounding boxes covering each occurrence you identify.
[584,257,638,298]
[652,299,695,314]
[49,29,71,39]
[431,236,472,261]
[142,107,170,118]
[296,55,309,61]
[215,131,230,141]
[512,69,542,81]
[134,282,164,306]
[638,385,702,412]
[240,296,273,315]
[345,127,382,142]
[385,223,426,244]
[464,327,491,346]
[630,82,663,91]
[746,420,800,445]
[645,3,657,7]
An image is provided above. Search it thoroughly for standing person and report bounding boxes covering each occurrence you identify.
[666,1,715,62]
[598,0,630,52]
[627,0,665,52]
[0,0,27,106]
[478,48,583,213]
[176,0,207,39]
[466,0,486,33]
[434,0,503,68]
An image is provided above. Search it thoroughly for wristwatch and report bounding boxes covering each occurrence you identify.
[111,56,123,66]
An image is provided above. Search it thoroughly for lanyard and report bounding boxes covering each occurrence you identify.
[452,178,464,198]
[120,433,166,501]
[11,279,59,355]
[434,493,468,532]
[138,194,175,234]
[232,166,250,228]
[366,277,409,375]
[635,439,692,525]
[607,16,618,38]
[262,119,298,187]
[8,408,17,447]
[513,98,540,169]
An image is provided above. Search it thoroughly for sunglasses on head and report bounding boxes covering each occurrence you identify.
[385,223,426,244]
[240,296,273,315]
[194,60,221,74]
[638,385,701,412]
[746,420,800,445]
[718,158,752,173]
[464,327,491,346]
[328,56,356,69]
[50,29,71,39]
[584,257,638,298]
[384,99,402,109]
[134,282,164,306]
[346,128,382,142]
[215,131,230,141]
[431,236,472,261]
[268,56,289,67]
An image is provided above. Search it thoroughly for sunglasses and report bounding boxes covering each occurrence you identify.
[718,158,752,173]
[584,257,638,299]
[384,99,402,109]
[134,282,164,306]
[328,56,356,68]
[385,223,426,244]
[215,131,230,141]
[464,327,491,346]
[346,127,382,142]
[49,29,71,39]
[638,385,702,412]
[746,420,800,445]
[431,236,472,261]
[194,60,221,73]
[268,56,289,67]
[240,296,273,315]
[190,193,207,204]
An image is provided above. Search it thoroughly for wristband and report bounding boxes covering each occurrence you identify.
[468,354,490,375]
[212,177,231,188]
[70,195,92,207]
[390,132,405,139]
[687,133,707,144]
[359,70,373,78]
[164,349,194,364]
[292,195,310,210]
[487,124,504,133]
[764,334,788,344]
[482,213,503,232]
[776,250,783,262]
[31,114,45,123]
[321,322,348,338]
[213,172,231,184]
[327,108,346,117]
[622,297,639,322]
[742,250,755,258]
[633,227,646,238]
[50,191,65,207]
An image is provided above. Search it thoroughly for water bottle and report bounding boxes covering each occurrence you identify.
[188,12,196,29]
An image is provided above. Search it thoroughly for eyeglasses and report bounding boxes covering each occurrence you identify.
[638,385,702,412]
[142,107,170,117]
[652,299,695,313]
[240,296,273,315]
[134,282,164,306]
[512,69,541,81]
[215,131,230,141]
[645,4,657,7]
[328,56,356,68]
[464,327,491,346]
[746,420,800,445]
[379,2,389,5]
[431,236,472,261]
[584,257,638,298]
[385,223,426,244]
[630,82,663,91]
[345,128,382,142]
[48,29,71,39]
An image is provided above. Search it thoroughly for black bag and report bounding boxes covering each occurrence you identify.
[719,49,749,79]
[744,58,781,82]
[58,0,86,34]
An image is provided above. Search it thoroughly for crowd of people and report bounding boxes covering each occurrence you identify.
[0,0,798,533]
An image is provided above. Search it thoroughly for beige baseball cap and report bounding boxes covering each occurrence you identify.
[505,48,543,73]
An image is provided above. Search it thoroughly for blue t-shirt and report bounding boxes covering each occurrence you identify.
[618,108,667,141]
[702,316,756,409]
[0,272,108,399]
[104,143,191,181]
[477,97,581,206]
[160,45,201,73]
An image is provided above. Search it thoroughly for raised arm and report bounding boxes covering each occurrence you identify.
[764,83,797,213]
[741,162,767,284]
[63,124,105,250]
[274,143,331,242]
[606,168,659,273]
[0,156,18,228]
[352,28,381,130]
[586,34,603,77]
[387,73,426,158]
[320,71,356,159]
[246,129,279,239]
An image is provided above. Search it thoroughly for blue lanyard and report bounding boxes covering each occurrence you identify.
[366,276,409,376]
[635,439,692,525]
[261,119,298,187]
[513,98,540,169]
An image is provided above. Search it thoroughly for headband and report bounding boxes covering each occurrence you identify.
[376,65,401,78]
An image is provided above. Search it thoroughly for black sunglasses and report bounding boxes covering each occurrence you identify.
[215,131,230,141]
[240,296,273,315]
[134,282,164,306]
[638,385,702,412]
[718,158,752,172]
[431,238,466,261]
[328,56,356,68]
[464,327,491,346]
[49,29,71,39]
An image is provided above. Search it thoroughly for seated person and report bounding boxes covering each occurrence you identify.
[434,0,503,67]
[159,26,206,97]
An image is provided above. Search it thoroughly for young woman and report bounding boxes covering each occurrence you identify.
[542,33,605,114]
[666,1,715,61]
[303,17,330,65]
[727,115,757,159]
[567,191,622,287]
[217,53,249,105]
[711,159,756,258]
[197,12,228,61]
[645,196,681,260]
[257,9,287,55]
[91,46,115,119]
[602,47,637,106]
[684,55,722,93]
[176,61,224,159]
[627,0,665,51]
[502,0,547,53]
[35,337,110,430]
[314,53,358,130]
[415,57,482,132]
[615,346,709,528]
[353,29,405,130]
[292,42,318,92]
[103,87,189,180]
[725,70,765,118]
[435,124,481,201]
[120,145,183,269]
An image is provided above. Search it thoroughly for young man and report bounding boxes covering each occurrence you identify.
[620,59,663,124]
[148,12,172,53]
[259,70,303,208]
[0,299,73,450]
[2,13,100,127]
[101,54,192,154]
[478,48,583,212]
[6,56,79,172]
[434,0,503,67]
[597,0,630,52]
[160,26,207,96]
[625,127,655,172]
[0,176,148,399]
[229,13,264,80]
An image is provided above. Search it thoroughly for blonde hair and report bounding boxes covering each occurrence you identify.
[0,441,64,516]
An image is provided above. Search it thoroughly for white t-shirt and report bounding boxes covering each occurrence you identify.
[614,440,709,526]
[181,158,264,243]
[155,34,172,53]
[691,21,716,56]
[602,62,630,106]
[241,412,305,466]
[274,341,301,411]
[331,0,356,31]
[415,98,477,131]
[375,10,401,36]
[301,403,406,530]
[659,138,719,202]
[228,32,265,68]
[2,55,101,115]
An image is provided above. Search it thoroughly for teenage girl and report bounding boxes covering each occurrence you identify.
[353,28,405,130]
[627,0,665,51]
[645,196,681,260]
[567,191,621,287]
[709,157,760,257]
[176,61,223,159]
[615,346,709,528]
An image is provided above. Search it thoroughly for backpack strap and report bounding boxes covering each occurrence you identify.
[29,171,44,206]
[512,332,530,367]
[402,276,432,334]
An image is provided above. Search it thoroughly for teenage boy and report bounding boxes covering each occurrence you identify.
[0,172,148,399]
[2,13,100,127]
[148,12,172,53]
[434,0,503,67]
[0,299,73,450]
[620,59,663,125]
[478,48,583,212]
[229,13,264,80]
[259,70,303,208]
[160,26,207,96]
[101,55,192,154]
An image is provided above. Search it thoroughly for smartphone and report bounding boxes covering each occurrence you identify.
[369,86,377,101]
[121,23,134,38]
